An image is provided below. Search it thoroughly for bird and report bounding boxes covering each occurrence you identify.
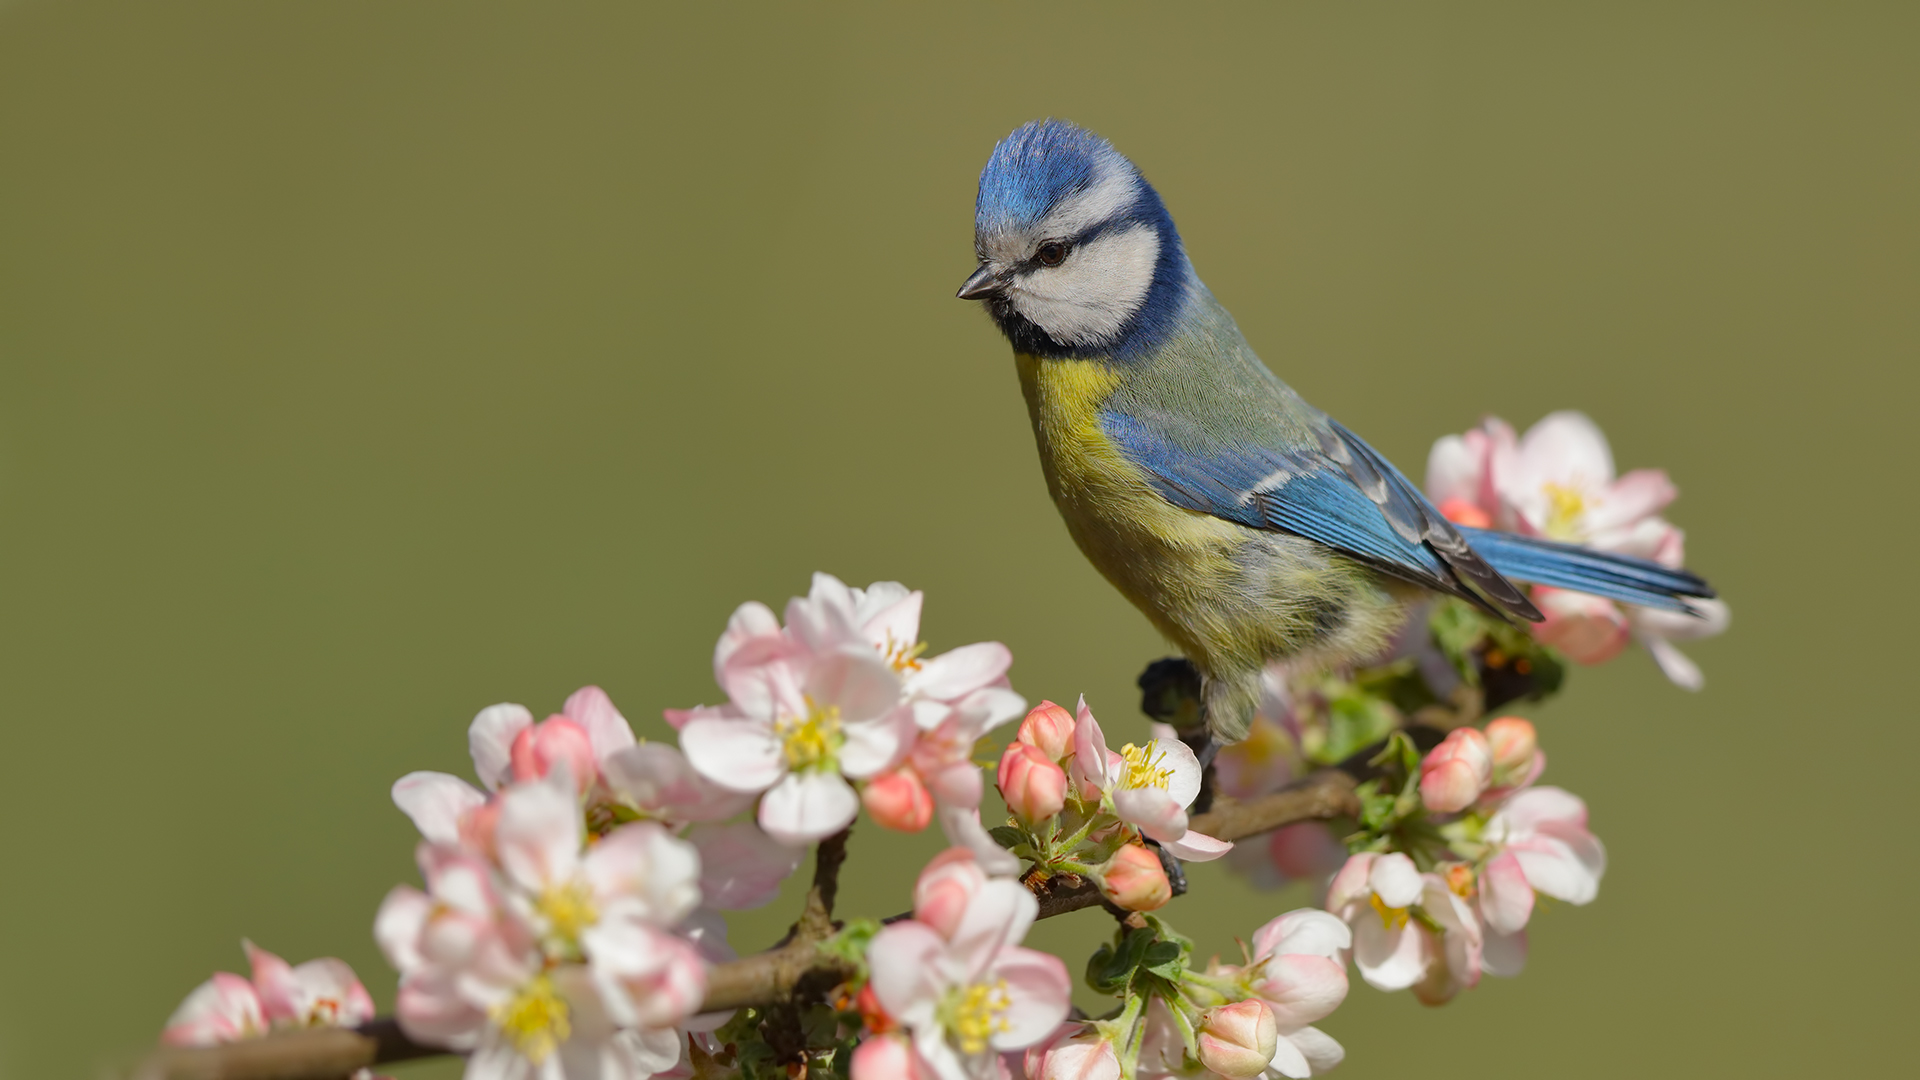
[957,119,1715,742]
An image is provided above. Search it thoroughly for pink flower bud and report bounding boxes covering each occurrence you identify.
[1097,844,1171,912]
[1016,700,1076,761]
[1435,496,1493,529]
[1196,1000,1280,1079]
[508,716,598,793]
[851,1033,923,1080]
[1026,1023,1121,1080]
[913,848,985,939]
[1529,586,1631,665]
[1419,727,1492,814]
[1483,716,1542,790]
[862,767,934,833]
[997,742,1068,824]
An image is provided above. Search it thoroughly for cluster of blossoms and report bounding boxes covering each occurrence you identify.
[1427,410,1730,689]
[152,408,1716,1079]
[994,698,1231,911]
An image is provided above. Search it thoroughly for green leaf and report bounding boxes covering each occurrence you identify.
[1142,939,1186,980]
[987,825,1025,850]
[1322,683,1401,763]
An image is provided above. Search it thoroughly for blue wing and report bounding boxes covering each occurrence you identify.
[1100,406,1711,618]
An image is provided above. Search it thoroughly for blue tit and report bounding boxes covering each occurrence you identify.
[958,119,1715,741]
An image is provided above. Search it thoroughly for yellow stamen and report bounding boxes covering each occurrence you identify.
[1443,863,1475,899]
[881,633,929,674]
[493,974,571,1064]
[775,698,842,771]
[537,880,599,946]
[941,980,1013,1055]
[1119,742,1174,790]
[1370,892,1411,930]
[1541,482,1591,541]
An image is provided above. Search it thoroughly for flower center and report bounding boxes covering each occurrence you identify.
[940,980,1012,1055]
[776,698,843,772]
[537,880,600,947]
[1119,742,1173,791]
[1370,892,1411,930]
[1443,864,1475,898]
[493,974,571,1064]
[1541,482,1591,541]
[881,633,928,674]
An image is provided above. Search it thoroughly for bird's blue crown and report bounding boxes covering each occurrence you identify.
[972,119,1193,361]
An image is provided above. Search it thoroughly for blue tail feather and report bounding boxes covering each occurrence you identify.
[1458,527,1715,614]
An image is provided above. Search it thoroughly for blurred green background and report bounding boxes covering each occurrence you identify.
[1,1,1913,1076]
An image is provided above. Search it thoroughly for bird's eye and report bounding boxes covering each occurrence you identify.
[1034,241,1070,267]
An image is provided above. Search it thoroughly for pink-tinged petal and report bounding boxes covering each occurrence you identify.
[1265,1029,1312,1079]
[858,583,922,646]
[720,644,809,725]
[1589,469,1677,532]
[508,717,598,793]
[1251,954,1348,1029]
[1479,852,1535,935]
[1425,433,1484,506]
[492,779,584,893]
[1324,853,1375,914]
[937,805,1021,876]
[913,642,1013,702]
[1632,597,1730,642]
[601,742,754,823]
[1071,697,1112,793]
[1519,410,1616,487]
[391,772,487,846]
[1352,917,1426,991]
[585,822,703,926]
[468,703,534,792]
[162,972,264,1046]
[785,574,864,654]
[924,761,984,811]
[1252,909,1351,963]
[690,822,804,910]
[1113,786,1187,841]
[864,766,937,831]
[759,771,859,846]
[276,955,375,1028]
[584,922,708,1030]
[374,886,431,972]
[868,921,947,1024]
[914,848,989,939]
[1642,637,1705,690]
[950,685,1028,738]
[1511,833,1605,904]
[839,714,910,779]
[988,947,1072,1050]
[679,717,786,793]
[242,941,297,1024]
[808,646,908,724]
[1368,853,1423,909]
[394,972,486,1051]
[1499,786,1590,832]
[713,600,784,686]
[1284,1027,1344,1075]
[1160,829,1232,862]
[562,685,636,761]
[1531,587,1632,665]
[661,702,743,732]
[1481,929,1529,977]
[950,879,1038,982]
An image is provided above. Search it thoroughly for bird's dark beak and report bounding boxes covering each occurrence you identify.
[956,265,1002,300]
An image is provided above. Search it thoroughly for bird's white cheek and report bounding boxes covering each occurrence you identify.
[1011,225,1160,348]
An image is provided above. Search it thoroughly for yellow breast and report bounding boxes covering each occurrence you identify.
[1013,353,1248,664]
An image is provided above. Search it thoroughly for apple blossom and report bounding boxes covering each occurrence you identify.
[1023,1023,1120,1080]
[1425,416,1516,530]
[854,1033,930,1080]
[1325,852,1433,993]
[1015,700,1076,763]
[905,685,1030,812]
[1196,1000,1279,1078]
[1476,786,1606,975]
[162,941,375,1048]
[1069,697,1230,862]
[1629,596,1731,691]
[510,715,599,794]
[997,742,1067,824]
[869,854,1072,1080]
[683,822,804,911]
[913,847,993,941]
[1418,727,1492,814]
[1095,843,1173,912]
[864,766,937,832]
[1482,716,1544,796]
[678,613,912,845]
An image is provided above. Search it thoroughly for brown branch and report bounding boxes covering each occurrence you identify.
[129,775,1358,1079]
